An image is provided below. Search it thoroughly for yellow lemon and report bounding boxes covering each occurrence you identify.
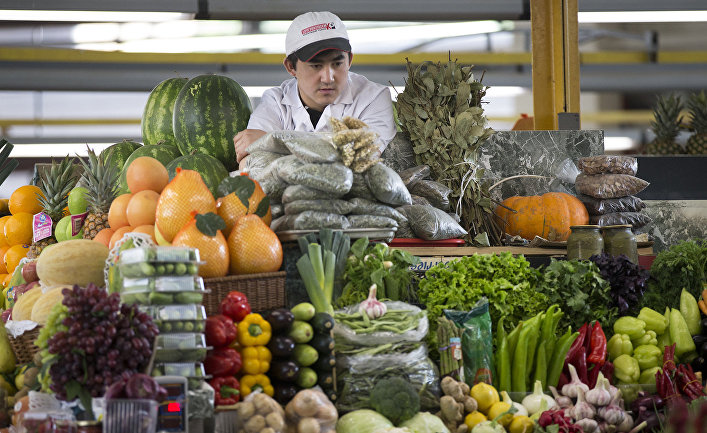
[487,401,513,427]
[470,382,500,413]
[509,415,535,433]
[464,411,487,430]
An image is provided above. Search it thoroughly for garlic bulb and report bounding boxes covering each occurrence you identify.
[359,284,387,319]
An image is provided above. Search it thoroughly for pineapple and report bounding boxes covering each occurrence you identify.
[29,156,77,258]
[78,147,120,240]
[686,91,707,155]
[646,94,685,155]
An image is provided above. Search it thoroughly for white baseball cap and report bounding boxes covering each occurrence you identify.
[285,11,351,62]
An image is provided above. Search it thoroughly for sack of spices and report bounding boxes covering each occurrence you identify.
[348,215,399,229]
[575,173,649,199]
[365,162,412,206]
[589,212,653,229]
[577,155,638,176]
[397,205,468,241]
[246,131,291,154]
[278,158,353,195]
[240,150,282,173]
[348,197,408,224]
[409,179,453,211]
[280,131,341,163]
[578,194,646,215]
[284,199,354,216]
[293,211,350,230]
[282,184,343,204]
[346,172,377,201]
[399,165,431,188]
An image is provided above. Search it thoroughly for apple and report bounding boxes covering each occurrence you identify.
[21,261,39,283]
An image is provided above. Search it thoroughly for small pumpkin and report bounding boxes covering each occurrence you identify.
[494,192,588,241]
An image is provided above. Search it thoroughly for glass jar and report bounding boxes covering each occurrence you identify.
[567,225,604,260]
[602,224,638,263]
[76,420,102,433]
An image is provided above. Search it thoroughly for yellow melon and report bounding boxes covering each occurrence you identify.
[36,239,109,288]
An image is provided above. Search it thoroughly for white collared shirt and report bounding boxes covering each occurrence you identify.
[247,72,396,150]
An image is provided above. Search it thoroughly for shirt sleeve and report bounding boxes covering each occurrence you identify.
[246,88,286,132]
[356,86,397,151]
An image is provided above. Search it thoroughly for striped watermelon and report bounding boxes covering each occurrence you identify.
[172,74,252,171]
[119,144,182,193]
[99,140,142,176]
[142,77,188,145]
[166,153,229,198]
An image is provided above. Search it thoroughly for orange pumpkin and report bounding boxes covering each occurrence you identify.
[494,192,588,241]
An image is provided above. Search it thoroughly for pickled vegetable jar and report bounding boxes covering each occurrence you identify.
[602,224,638,263]
[76,420,102,433]
[567,225,603,260]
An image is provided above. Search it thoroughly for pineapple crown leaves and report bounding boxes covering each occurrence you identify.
[194,212,226,237]
[76,145,120,208]
[687,90,707,133]
[217,175,270,218]
[38,155,78,219]
[650,94,684,141]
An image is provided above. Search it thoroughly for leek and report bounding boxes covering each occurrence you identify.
[296,255,330,314]
[308,243,325,289]
[323,250,335,303]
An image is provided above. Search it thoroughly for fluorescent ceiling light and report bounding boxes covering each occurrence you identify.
[1,10,191,22]
[578,11,707,23]
[10,143,114,158]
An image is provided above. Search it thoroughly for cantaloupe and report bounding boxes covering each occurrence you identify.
[12,287,42,321]
[36,240,109,288]
[30,286,72,325]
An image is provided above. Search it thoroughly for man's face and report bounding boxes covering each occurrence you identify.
[285,50,350,112]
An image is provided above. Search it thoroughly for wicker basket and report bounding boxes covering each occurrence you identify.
[8,326,42,364]
[203,271,287,316]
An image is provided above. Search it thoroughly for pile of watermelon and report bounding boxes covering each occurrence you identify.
[101,74,252,198]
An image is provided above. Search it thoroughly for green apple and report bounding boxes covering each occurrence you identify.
[54,215,72,242]
[67,187,89,215]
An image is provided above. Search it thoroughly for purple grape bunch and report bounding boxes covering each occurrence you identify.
[46,283,159,400]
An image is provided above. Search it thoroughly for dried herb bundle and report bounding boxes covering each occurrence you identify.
[395,58,501,245]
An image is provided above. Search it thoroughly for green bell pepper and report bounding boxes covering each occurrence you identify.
[614,354,640,384]
[613,316,646,341]
[680,289,701,336]
[633,345,663,370]
[638,366,661,386]
[637,307,668,335]
[632,330,658,347]
[669,308,697,357]
[608,334,633,361]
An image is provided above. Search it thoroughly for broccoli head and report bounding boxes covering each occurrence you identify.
[369,377,420,424]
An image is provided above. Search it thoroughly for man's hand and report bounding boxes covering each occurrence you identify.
[233,129,267,164]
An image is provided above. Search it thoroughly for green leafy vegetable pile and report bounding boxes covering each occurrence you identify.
[640,239,707,312]
[539,259,617,333]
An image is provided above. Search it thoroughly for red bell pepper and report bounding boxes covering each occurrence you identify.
[210,376,240,406]
[204,346,242,377]
[206,314,237,348]
[219,291,252,322]
[587,321,607,366]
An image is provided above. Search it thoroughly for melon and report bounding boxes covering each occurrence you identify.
[31,286,71,325]
[172,74,252,171]
[118,144,182,194]
[142,77,188,145]
[166,153,229,199]
[12,286,41,321]
[36,239,109,288]
[100,140,142,175]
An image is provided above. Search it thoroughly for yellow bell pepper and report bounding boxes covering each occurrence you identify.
[240,374,274,397]
[240,346,272,375]
[237,313,272,346]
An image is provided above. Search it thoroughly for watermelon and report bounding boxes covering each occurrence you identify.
[142,77,188,145]
[172,74,252,171]
[119,144,182,194]
[166,153,229,198]
[100,140,142,175]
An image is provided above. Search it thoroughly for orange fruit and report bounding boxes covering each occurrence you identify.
[8,185,44,215]
[217,176,272,238]
[93,228,115,247]
[0,246,8,273]
[228,214,282,275]
[173,213,228,278]
[4,212,34,245]
[126,156,169,194]
[154,225,172,246]
[131,225,156,243]
[2,273,12,288]
[108,193,132,229]
[155,168,216,243]
[4,244,30,275]
[0,215,11,248]
[109,226,134,250]
[126,190,160,227]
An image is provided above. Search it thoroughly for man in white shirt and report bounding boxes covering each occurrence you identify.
[233,11,396,164]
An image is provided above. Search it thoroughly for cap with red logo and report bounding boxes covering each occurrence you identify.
[285,11,351,62]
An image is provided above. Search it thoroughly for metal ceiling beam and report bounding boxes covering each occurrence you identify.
[0,0,197,13]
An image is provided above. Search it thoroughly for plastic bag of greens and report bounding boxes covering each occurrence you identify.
[282,184,343,204]
[293,211,350,230]
[347,215,398,229]
[411,194,431,206]
[575,173,649,199]
[251,163,287,203]
[397,205,467,241]
[365,163,412,206]
[578,194,646,215]
[444,298,495,386]
[270,214,295,232]
[246,131,291,154]
[240,150,281,173]
[284,199,354,216]
[348,197,408,224]
[333,301,428,346]
[395,220,416,238]
[589,211,653,229]
[399,165,431,188]
[280,130,341,163]
[270,203,283,219]
[410,180,452,211]
[278,158,353,195]
[347,172,377,201]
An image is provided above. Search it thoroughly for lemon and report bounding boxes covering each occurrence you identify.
[464,411,487,430]
[509,415,535,433]
[470,382,500,413]
[487,401,514,426]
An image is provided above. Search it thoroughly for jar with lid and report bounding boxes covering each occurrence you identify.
[76,420,102,433]
[567,225,604,260]
[602,224,638,263]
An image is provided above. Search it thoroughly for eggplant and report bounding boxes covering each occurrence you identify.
[271,360,300,382]
[273,382,299,405]
[267,335,296,358]
[630,392,664,413]
[635,406,665,432]
[267,308,295,333]
[692,334,707,350]
[701,342,707,359]
[691,356,707,375]
[701,317,707,335]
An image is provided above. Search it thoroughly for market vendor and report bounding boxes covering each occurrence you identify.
[233,11,396,164]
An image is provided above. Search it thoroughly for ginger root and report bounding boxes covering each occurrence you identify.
[436,376,478,433]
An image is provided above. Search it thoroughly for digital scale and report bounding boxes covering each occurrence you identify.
[154,376,189,433]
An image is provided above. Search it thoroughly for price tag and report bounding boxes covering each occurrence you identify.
[32,212,52,243]
[70,212,88,237]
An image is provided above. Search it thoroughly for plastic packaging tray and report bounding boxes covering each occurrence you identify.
[151,363,209,390]
[119,246,199,264]
[122,276,205,293]
[142,304,207,333]
[119,260,202,278]
[120,290,207,306]
[154,333,209,363]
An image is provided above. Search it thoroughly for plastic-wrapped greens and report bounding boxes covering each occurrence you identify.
[395,220,416,238]
[411,195,431,206]
[347,172,377,201]
[246,131,291,154]
[278,158,353,195]
[365,163,412,206]
[578,194,646,215]
[410,180,452,211]
[284,199,354,216]
[280,131,341,163]
[270,203,284,219]
[348,215,398,229]
[270,214,295,232]
[251,164,287,203]
[281,184,343,204]
[293,211,350,230]
[399,165,431,188]
[575,173,649,199]
[589,212,653,229]
[240,150,281,173]
[397,205,468,240]
[348,197,407,225]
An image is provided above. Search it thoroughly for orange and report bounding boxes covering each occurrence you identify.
[8,185,44,215]
[4,244,30,275]
[0,246,8,273]
[126,156,169,194]
[108,193,132,229]
[217,176,272,238]
[0,215,11,248]
[4,212,34,246]
[109,226,134,250]
[228,214,282,275]
[173,213,228,278]
[131,225,156,243]
[126,190,160,227]
[2,273,12,288]
[155,168,216,243]
[93,228,115,248]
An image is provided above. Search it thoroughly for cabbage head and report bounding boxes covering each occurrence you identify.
[336,410,394,433]
[399,412,451,433]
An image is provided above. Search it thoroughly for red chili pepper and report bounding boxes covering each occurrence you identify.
[587,364,601,389]
[557,370,570,389]
[205,314,238,348]
[219,291,252,323]
[663,343,677,375]
[566,323,589,364]
[204,346,242,377]
[210,376,240,406]
[600,360,614,384]
[575,350,589,385]
[587,321,607,366]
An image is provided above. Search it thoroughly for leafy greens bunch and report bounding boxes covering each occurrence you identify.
[540,259,617,333]
[589,252,650,316]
